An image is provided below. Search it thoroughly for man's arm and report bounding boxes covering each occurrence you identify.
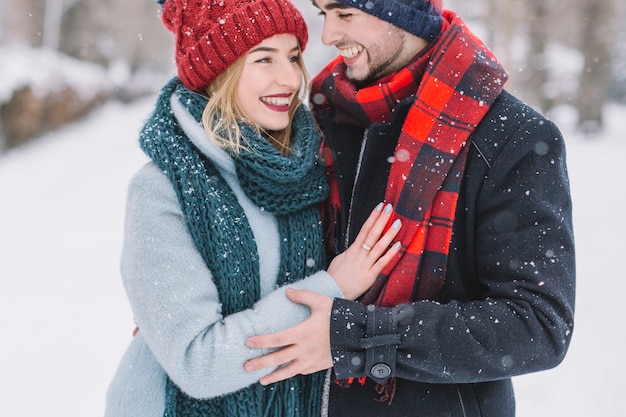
[245,289,334,385]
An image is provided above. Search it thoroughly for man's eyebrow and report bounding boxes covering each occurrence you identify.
[312,1,351,10]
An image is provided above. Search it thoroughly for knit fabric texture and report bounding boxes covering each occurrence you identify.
[336,0,443,41]
[158,0,308,92]
[140,77,328,417]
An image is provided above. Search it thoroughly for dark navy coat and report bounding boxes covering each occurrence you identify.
[316,90,576,417]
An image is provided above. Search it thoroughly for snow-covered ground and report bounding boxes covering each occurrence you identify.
[1,50,625,415]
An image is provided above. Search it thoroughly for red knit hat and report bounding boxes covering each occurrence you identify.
[159,0,308,92]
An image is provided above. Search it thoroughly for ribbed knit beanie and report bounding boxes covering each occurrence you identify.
[336,0,443,41]
[157,0,308,92]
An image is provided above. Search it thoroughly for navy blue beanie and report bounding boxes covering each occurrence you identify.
[336,0,443,41]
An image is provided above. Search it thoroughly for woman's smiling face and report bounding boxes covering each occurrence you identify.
[236,33,303,132]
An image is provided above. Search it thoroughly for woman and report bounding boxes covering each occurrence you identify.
[105,0,401,416]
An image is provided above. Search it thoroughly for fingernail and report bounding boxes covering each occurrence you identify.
[393,241,401,250]
[392,219,401,229]
[376,202,384,212]
[244,363,254,372]
[384,203,393,214]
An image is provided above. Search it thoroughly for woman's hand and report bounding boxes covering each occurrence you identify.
[243,204,401,384]
[327,202,401,300]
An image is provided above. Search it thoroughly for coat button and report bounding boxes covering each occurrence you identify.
[370,363,392,379]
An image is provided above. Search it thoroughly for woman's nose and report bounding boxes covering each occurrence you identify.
[277,61,301,89]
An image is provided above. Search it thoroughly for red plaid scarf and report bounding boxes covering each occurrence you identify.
[313,11,508,309]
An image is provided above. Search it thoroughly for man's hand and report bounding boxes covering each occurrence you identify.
[244,288,333,385]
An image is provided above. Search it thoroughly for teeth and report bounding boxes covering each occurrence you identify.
[260,96,290,106]
[340,46,363,59]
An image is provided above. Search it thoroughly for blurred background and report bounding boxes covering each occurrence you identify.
[1,1,625,416]
[0,0,625,151]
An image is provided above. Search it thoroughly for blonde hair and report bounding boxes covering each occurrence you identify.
[201,47,310,156]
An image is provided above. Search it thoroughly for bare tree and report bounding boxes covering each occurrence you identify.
[447,0,549,109]
[57,0,172,73]
[520,0,553,112]
[576,0,616,134]
[1,0,171,73]
[483,0,524,97]
[0,0,173,147]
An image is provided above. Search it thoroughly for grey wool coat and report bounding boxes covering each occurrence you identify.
[105,95,343,417]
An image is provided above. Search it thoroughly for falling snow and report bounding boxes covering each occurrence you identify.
[0,25,625,417]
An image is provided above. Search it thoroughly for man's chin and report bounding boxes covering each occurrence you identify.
[347,71,376,88]
[346,67,371,87]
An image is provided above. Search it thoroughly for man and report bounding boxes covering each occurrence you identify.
[244,1,576,415]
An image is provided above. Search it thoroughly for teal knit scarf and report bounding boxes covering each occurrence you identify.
[139,78,329,417]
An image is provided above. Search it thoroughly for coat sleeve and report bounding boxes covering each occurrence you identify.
[121,163,343,399]
[329,114,575,384]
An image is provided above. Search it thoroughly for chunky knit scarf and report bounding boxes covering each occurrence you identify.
[140,78,329,417]
[313,11,508,309]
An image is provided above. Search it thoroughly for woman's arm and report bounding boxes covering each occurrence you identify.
[121,163,343,399]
